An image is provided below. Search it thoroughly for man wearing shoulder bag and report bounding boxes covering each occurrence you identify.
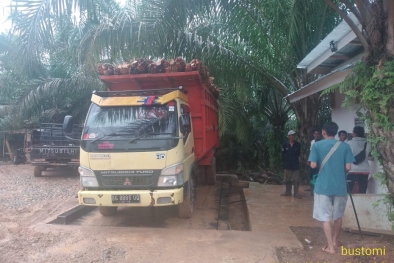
[346,126,371,194]
[308,122,354,255]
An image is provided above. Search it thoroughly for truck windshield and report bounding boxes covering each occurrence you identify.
[81,103,178,152]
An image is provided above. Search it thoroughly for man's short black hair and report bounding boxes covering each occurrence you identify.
[338,130,348,136]
[322,122,339,136]
[353,126,365,137]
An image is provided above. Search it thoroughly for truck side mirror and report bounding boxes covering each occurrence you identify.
[179,114,190,135]
[63,115,74,133]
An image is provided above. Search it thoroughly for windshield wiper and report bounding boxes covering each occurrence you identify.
[128,132,157,143]
[128,132,179,143]
[91,132,121,143]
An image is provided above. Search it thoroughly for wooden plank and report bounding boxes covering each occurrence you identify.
[5,138,13,161]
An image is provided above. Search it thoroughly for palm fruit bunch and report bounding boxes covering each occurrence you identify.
[114,62,131,75]
[172,57,186,72]
[131,58,154,74]
[97,63,114,75]
[190,59,202,71]
[148,59,167,74]
[96,57,219,98]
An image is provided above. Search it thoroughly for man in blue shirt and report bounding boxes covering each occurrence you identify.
[308,122,354,255]
[281,130,302,198]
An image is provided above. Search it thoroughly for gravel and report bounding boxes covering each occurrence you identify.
[0,163,80,210]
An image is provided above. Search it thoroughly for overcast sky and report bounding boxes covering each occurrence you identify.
[0,1,12,33]
[0,1,128,33]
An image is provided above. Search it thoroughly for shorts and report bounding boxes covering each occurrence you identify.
[313,193,348,221]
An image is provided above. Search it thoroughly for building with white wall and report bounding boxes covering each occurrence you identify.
[286,13,392,233]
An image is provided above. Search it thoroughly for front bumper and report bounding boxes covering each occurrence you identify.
[78,188,184,207]
[31,162,79,167]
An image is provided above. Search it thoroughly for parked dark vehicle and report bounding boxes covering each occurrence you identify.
[30,123,82,177]
[13,148,27,165]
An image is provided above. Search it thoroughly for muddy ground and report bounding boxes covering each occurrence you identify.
[277,226,394,263]
[1,163,393,263]
[0,163,249,263]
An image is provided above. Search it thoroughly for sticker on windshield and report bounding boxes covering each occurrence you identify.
[156,153,166,159]
[98,142,114,150]
[168,106,175,112]
[88,133,97,139]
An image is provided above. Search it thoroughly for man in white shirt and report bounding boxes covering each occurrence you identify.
[310,129,321,150]
[307,129,321,194]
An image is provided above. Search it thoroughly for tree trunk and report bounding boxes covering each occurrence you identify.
[384,0,394,57]
[377,0,394,196]
[291,93,321,175]
[370,120,394,196]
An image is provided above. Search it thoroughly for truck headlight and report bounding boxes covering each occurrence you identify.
[78,166,95,177]
[158,163,184,186]
[78,166,99,187]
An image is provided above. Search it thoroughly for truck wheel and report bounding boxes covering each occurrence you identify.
[197,166,207,185]
[178,176,195,218]
[34,166,42,177]
[98,206,118,216]
[206,157,216,185]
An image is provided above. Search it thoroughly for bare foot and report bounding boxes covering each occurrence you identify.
[333,241,343,247]
[322,246,336,255]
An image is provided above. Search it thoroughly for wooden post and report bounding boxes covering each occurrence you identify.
[5,137,13,162]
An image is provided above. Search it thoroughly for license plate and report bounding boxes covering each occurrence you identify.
[111,194,140,204]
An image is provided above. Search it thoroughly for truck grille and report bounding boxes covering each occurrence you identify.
[101,176,153,186]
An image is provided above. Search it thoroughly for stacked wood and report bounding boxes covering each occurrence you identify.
[247,170,282,185]
[97,57,220,98]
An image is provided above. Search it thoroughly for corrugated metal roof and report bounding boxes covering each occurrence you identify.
[297,13,362,73]
[287,13,366,103]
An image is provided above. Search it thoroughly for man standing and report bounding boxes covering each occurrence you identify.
[347,126,371,194]
[310,129,321,150]
[308,122,354,255]
[281,130,302,199]
[307,129,321,194]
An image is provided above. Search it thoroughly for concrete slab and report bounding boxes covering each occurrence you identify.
[342,194,394,235]
[244,183,320,249]
[29,183,321,263]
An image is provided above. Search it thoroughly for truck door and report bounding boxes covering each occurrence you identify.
[180,104,195,182]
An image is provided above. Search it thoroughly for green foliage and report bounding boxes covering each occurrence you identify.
[331,61,394,157]
[372,173,394,231]
[267,128,285,170]
[331,60,394,230]
[2,0,340,174]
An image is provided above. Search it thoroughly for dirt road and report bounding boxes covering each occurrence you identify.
[0,163,253,263]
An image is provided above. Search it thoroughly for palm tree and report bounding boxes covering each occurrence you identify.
[5,0,340,171]
[0,10,105,130]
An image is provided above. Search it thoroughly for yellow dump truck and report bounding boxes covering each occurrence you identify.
[63,71,219,218]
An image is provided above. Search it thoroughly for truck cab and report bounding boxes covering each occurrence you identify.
[30,123,82,177]
[64,72,218,218]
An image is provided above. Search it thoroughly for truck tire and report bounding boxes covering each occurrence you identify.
[178,175,195,218]
[34,166,42,177]
[98,206,118,216]
[206,157,216,185]
[197,166,207,185]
